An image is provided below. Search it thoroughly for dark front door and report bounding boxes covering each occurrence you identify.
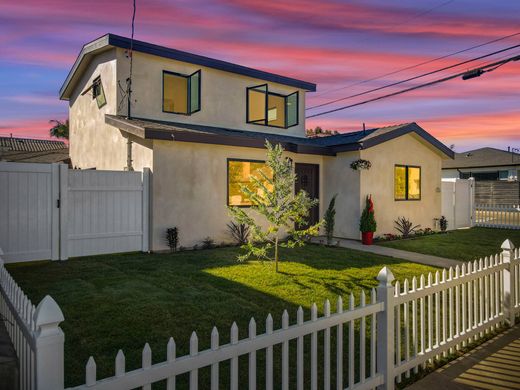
[295,163,320,227]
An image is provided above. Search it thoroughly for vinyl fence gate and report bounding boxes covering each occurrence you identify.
[0,162,150,262]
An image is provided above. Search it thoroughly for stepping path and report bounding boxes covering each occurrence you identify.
[407,325,520,390]
[314,237,462,269]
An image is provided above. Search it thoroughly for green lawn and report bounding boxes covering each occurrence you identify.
[379,227,520,261]
[7,245,436,388]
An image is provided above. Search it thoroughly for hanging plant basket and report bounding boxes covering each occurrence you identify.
[350,159,372,170]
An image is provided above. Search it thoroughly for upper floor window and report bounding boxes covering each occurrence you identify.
[92,77,106,108]
[163,70,201,115]
[394,165,421,200]
[246,84,298,128]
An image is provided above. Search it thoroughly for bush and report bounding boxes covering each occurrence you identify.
[394,217,420,238]
[201,237,215,249]
[226,221,250,245]
[359,195,377,233]
[165,227,179,252]
[324,195,337,245]
[440,216,448,232]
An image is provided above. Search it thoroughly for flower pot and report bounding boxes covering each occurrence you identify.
[361,231,374,245]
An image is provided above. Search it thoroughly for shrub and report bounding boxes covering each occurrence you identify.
[440,216,448,232]
[201,237,215,249]
[165,227,179,252]
[226,221,250,245]
[394,217,421,238]
[359,195,377,233]
[324,194,337,245]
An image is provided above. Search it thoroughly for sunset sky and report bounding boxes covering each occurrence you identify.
[1,0,518,152]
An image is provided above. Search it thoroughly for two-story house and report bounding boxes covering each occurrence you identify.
[60,34,454,251]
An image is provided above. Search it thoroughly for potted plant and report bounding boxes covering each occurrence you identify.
[360,195,377,245]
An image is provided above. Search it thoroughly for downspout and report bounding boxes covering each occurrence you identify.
[126,137,134,171]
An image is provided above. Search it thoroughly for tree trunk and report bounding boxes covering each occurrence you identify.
[275,236,279,273]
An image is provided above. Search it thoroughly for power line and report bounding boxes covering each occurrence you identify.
[313,31,520,99]
[306,54,520,119]
[307,43,520,111]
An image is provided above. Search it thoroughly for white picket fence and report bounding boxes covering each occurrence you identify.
[0,162,150,263]
[475,204,520,229]
[1,240,519,390]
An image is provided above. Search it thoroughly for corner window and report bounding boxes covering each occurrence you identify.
[92,77,106,108]
[228,159,273,206]
[162,70,201,115]
[246,84,298,128]
[395,165,421,200]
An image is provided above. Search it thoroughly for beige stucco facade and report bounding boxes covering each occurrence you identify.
[66,41,449,252]
[359,133,444,236]
[116,50,307,138]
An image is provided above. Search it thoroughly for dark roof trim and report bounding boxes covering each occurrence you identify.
[361,123,454,159]
[60,34,316,99]
[105,115,334,156]
[105,116,453,158]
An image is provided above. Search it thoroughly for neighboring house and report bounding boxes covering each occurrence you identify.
[443,147,520,181]
[0,136,70,165]
[59,34,454,250]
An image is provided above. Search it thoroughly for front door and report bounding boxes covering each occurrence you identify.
[295,163,320,227]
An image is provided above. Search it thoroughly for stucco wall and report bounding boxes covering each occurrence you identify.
[68,49,153,171]
[151,141,324,250]
[322,151,361,239]
[116,49,308,138]
[359,133,445,236]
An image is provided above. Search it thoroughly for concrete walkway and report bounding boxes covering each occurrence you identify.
[407,325,520,390]
[314,237,462,268]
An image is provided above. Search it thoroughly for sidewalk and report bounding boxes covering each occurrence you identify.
[314,237,462,268]
[407,325,520,390]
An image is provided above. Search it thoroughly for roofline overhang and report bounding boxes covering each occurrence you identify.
[105,115,334,156]
[60,34,317,100]
[442,163,520,170]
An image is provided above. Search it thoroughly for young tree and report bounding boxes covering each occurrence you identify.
[49,119,69,140]
[228,141,321,272]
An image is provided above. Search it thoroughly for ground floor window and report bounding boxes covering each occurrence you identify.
[227,159,273,206]
[395,165,421,200]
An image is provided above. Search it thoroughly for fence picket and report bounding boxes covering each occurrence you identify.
[323,301,330,390]
[296,307,304,390]
[167,338,176,390]
[349,293,355,389]
[189,332,198,390]
[310,303,318,390]
[211,327,219,390]
[266,314,273,390]
[248,319,256,390]
[336,298,343,390]
[230,322,239,390]
[142,343,152,390]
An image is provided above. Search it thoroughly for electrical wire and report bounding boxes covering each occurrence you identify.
[313,32,520,99]
[307,43,520,111]
[306,54,520,119]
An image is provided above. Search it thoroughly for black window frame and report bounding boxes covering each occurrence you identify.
[227,158,270,208]
[246,84,299,129]
[92,76,106,109]
[394,164,421,201]
[162,69,201,115]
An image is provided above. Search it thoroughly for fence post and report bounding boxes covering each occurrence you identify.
[34,295,65,390]
[377,266,395,390]
[58,163,68,260]
[502,239,516,326]
[142,167,150,253]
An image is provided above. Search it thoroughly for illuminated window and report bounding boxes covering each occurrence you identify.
[92,77,106,109]
[163,70,201,115]
[394,165,421,200]
[246,84,298,128]
[228,159,273,206]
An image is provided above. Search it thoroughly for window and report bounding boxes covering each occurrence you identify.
[499,170,509,180]
[92,77,106,108]
[227,159,273,206]
[394,165,421,200]
[246,84,298,128]
[163,70,201,115]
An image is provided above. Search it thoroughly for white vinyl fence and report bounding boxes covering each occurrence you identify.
[1,240,519,390]
[441,178,475,230]
[0,162,150,262]
[475,204,520,230]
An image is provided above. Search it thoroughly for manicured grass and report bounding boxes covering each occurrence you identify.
[7,245,436,387]
[378,227,520,261]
